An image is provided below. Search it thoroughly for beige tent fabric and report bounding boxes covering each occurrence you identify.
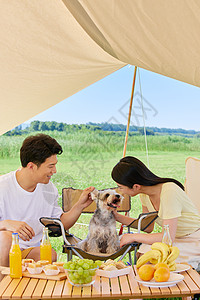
[0,0,125,135]
[185,157,200,214]
[1,0,200,135]
[68,0,200,86]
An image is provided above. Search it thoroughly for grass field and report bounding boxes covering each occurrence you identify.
[1,131,200,255]
[1,131,199,299]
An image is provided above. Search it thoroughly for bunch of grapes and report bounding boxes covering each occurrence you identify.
[63,258,102,285]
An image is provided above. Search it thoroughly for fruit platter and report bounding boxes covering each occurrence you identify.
[135,242,185,287]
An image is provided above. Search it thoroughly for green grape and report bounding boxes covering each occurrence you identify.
[85,276,92,283]
[65,258,97,285]
[95,260,103,267]
[89,269,95,276]
[87,259,93,266]
[72,278,78,284]
[63,262,71,269]
[77,267,83,275]
[83,270,89,277]
[68,273,74,281]
[69,263,75,270]
[78,278,84,284]
[77,260,84,266]
[82,263,89,270]
[74,272,80,279]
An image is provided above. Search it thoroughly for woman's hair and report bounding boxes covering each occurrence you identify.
[20,134,63,167]
[111,156,184,190]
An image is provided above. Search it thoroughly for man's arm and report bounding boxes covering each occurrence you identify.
[0,220,35,241]
[60,186,94,230]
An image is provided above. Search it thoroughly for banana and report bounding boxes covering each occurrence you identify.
[167,261,176,271]
[151,242,170,263]
[149,258,159,265]
[166,246,180,264]
[136,243,180,271]
[136,250,161,268]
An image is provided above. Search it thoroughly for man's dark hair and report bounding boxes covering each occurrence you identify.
[20,134,63,167]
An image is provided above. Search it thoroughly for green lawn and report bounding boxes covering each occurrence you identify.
[1,132,199,300]
[1,149,199,256]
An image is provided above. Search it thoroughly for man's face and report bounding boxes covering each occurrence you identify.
[33,155,57,184]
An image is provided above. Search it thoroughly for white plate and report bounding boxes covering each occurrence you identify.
[44,268,60,276]
[27,267,43,275]
[96,266,131,278]
[135,273,184,288]
[172,264,191,273]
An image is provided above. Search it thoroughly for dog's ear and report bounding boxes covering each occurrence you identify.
[90,188,99,201]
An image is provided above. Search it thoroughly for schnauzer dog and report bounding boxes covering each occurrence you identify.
[77,189,123,254]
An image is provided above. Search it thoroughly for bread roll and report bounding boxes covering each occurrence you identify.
[45,264,58,270]
[37,260,49,266]
[115,261,127,269]
[103,264,118,271]
[53,262,64,267]
[22,259,34,266]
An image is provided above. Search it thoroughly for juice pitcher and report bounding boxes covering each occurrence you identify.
[40,227,52,264]
[9,233,22,278]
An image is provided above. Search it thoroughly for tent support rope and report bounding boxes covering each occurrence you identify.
[123,66,137,157]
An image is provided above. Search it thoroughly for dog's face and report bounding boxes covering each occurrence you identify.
[91,189,123,210]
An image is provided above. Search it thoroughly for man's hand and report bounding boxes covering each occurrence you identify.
[77,186,95,210]
[2,220,35,241]
[120,233,135,248]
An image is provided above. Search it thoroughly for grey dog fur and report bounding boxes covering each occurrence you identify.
[77,189,123,254]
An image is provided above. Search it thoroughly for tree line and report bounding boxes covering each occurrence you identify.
[4,120,200,137]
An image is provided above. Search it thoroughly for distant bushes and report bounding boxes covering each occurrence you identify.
[4,121,200,138]
[1,130,200,159]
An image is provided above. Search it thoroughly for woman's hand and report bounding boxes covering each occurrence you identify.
[120,233,135,247]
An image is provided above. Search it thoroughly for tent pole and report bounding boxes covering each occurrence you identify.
[123,66,137,157]
[119,66,137,237]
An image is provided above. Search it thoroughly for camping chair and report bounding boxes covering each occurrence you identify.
[40,187,158,265]
[185,157,200,214]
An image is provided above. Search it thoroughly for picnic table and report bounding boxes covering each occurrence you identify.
[0,266,200,300]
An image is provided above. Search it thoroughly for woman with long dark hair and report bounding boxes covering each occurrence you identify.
[111,156,200,268]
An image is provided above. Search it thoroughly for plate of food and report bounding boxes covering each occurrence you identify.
[172,264,191,273]
[135,273,184,288]
[96,259,130,278]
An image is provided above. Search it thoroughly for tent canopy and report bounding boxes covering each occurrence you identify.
[1,0,200,135]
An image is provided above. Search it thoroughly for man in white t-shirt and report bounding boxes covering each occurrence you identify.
[0,134,94,276]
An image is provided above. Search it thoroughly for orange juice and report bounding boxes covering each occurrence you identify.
[40,227,52,264]
[40,244,52,264]
[9,233,22,278]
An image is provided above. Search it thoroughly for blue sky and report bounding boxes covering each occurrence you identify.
[28,65,200,131]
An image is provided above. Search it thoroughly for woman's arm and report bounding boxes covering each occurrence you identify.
[113,210,137,226]
[113,205,155,233]
[120,217,178,247]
